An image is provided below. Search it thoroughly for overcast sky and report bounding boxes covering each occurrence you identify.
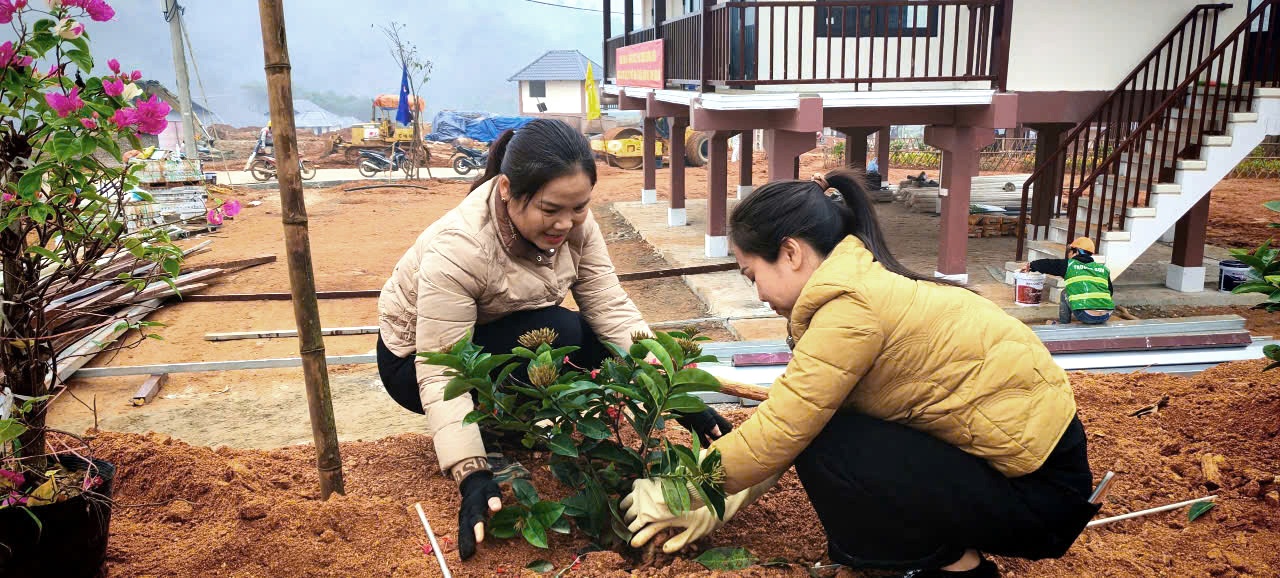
[9,0,636,122]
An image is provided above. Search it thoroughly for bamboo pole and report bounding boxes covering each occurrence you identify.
[257,0,345,498]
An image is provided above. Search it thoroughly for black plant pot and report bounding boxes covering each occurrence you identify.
[0,455,116,578]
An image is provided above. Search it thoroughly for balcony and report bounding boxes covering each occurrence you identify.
[603,0,1012,92]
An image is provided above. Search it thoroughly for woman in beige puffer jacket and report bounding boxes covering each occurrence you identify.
[377,119,730,561]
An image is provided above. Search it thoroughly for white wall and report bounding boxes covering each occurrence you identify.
[520,80,583,114]
[1007,0,1246,91]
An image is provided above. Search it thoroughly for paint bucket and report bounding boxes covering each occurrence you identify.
[1219,260,1255,292]
[1014,271,1046,306]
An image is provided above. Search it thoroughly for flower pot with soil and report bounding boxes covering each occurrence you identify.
[0,454,116,578]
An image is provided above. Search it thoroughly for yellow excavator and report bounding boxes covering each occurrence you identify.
[329,94,428,164]
[590,120,709,169]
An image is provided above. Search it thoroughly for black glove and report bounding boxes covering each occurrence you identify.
[676,408,733,446]
[457,471,502,560]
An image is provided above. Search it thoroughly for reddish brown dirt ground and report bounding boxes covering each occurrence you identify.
[87,359,1279,576]
[1206,179,1280,250]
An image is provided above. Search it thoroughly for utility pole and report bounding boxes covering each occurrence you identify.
[163,0,198,160]
[258,0,346,499]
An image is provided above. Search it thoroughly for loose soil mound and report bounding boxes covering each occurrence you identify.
[91,360,1278,576]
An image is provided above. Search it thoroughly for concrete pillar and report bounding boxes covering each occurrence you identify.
[925,125,994,283]
[876,126,890,175]
[641,116,657,204]
[737,130,753,199]
[669,117,688,226]
[763,129,817,182]
[1167,191,1211,292]
[707,131,731,257]
[839,127,875,171]
[1028,123,1073,227]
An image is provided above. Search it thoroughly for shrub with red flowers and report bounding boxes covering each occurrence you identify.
[0,0,184,532]
[422,326,727,552]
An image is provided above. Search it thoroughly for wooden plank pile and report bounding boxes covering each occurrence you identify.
[968,214,1020,238]
[44,242,276,395]
[900,174,1033,214]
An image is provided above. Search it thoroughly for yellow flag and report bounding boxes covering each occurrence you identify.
[585,62,601,121]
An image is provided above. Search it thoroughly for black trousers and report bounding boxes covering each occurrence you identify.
[377,306,610,414]
[794,413,1098,570]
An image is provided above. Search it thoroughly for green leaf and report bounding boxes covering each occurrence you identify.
[512,478,539,507]
[17,168,45,196]
[660,477,692,516]
[1263,200,1280,213]
[65,48,93,72]
[441,377,477,401]
[492,362,519,386]
[694,547,758,570]
[1229,281,1274,295]
[525,560,555,573]
[549,433,578,458]
[474,353,515,378]
[1188,501,1216,522]
[418,352,464,372]
[522,519,549,548]
[654,331,685,367]
[576,417,611,440]
[462,410,489,425]
[549,516,571,534]
[25,245,66,267]
[0,419,28,445]
[640,338,676,378]
[531,500,565,529]
[561,493,592,517]
[672,367,721,389]
[665,393,708,413]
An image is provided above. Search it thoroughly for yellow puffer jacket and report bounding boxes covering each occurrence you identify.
[712,236,1077,494]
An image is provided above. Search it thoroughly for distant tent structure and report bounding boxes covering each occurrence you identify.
[285,99,353,135]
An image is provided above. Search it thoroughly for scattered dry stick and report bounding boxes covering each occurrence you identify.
[1129,394,1170,418]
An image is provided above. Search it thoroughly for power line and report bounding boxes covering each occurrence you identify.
[522,0,637,15]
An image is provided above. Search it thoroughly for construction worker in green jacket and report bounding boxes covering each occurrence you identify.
[1022,237,1114,325]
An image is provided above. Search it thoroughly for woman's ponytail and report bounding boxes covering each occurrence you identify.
[730,167,959,287]
[470,129,516,192]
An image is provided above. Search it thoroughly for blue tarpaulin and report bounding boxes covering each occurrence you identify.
[426,111,537,143]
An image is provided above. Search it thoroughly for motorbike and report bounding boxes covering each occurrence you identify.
[450,141,488,175]
[358,142,415,177]
[248,154,317,182]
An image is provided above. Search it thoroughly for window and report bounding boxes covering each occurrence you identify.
[528,80,547,98]
[684,0,701,15]
[815,3,938,38]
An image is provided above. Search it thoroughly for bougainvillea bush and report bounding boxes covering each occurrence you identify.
[423,327,728,551]
[0,0,182,519]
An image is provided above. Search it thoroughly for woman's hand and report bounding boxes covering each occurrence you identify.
[457,471,503,560]
[676,407,733,446]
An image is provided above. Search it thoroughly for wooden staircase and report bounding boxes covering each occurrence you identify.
[1014,1,1280,297]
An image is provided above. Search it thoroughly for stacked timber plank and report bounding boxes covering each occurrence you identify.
[968,214,1020,238]
[45,242,276,391]
[901,174,1033,214]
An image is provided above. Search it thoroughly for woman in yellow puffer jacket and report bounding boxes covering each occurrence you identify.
[622,169,1100,578]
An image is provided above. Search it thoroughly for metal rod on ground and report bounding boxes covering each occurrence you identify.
[258,0,344,498]
[413,503,452,578]
[1086,495,1217,528]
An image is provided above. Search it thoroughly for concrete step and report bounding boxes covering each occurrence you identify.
[1165,108,1259,124]
[1048,217,1131,242]
[1118,155,1207,176]
[1142,134,1231,155]
[1093,175,1182,195]
[1026,240,1108,265]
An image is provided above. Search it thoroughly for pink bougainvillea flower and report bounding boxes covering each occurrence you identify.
[206,209,223,226]
[82,475,102,490]
[79,117,97,129]
[130,69,141,81]
[44,86,85,117]
[0,41,14,68]
[0,493,28,507]
[108,107,136,127]
[133,94,170,135]
[0,1,16,25]
[84,0,111,21]
[16,55,31,68]
[590,369,600,379]
[45,63,61,77]
[0,469,22,487]
[101,76,123,97]
[2,193,14,202]
[14,0,25,8]
[107,57,120,74]
[222,199,242,217]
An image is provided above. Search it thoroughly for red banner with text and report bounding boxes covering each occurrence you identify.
[615,39,664,89]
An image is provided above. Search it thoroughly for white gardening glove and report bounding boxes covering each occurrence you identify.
[621,472,783,553]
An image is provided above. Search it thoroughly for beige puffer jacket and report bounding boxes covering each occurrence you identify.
[379,177,649,473]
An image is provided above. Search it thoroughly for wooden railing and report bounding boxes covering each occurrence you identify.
[1018,0,1279,259]
[605,0,1011,90]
